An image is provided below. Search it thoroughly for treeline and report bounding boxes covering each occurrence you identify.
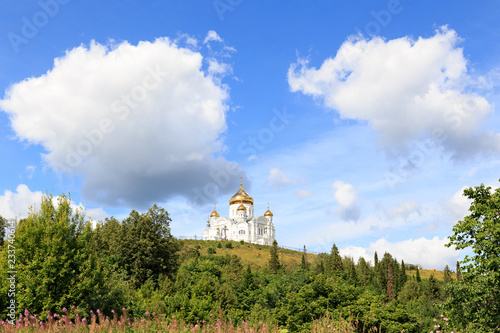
[0,191,497,332]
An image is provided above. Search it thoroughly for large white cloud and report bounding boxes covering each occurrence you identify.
[1,36,243,207]
[288,27,498,160]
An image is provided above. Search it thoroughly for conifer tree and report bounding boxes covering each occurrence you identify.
[300,245,309,271]
[387,263,395,300]
[269,240,281,274]
[374,251,379,267]
[329,244,343,273]
[0,215,6,247]
[416,266,421,282]
[455,260,462,281]
[443,264,452,283]
[400,260,408,286]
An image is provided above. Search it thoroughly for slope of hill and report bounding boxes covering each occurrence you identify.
[179,239,448,280]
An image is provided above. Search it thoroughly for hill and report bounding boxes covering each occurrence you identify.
[179,239,316,271]
[179,239,449,280]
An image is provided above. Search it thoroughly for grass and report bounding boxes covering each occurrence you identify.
[180,239,317,271]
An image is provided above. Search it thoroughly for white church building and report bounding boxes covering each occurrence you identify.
[203,180,275,245]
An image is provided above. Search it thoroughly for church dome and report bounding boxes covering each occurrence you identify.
[229,179,254,205]
[264,203,273,216]
[210,204,220,217]
[237,204,247,211]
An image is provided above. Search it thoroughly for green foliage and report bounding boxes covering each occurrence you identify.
[0,194,456,331]
[269,240,281,274]
[445,182,500,331]
[94,204,180,289]
[0,194,105,317]
[0,215,6,247]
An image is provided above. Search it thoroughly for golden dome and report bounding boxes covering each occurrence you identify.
[210,203,219,217]
[229,178,254,205]
[264,203,273,216]
[237,204,247,211]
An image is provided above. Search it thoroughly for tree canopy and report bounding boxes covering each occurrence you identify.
[445,181,500,331]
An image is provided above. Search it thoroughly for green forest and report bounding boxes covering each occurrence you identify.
[0,182,499,332]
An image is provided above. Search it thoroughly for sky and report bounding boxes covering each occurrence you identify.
[1,0,500,269]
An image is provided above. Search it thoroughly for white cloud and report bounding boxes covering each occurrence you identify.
[296,189,313,199]
[204,30,223,44]
[0,185,107,226]
[268,168,296,190]
[1,37,243,207]
[340,237,459,269]
[25,165,36,179]
[332,180,360,221]
[387,200,420,219]
[446,186,471,222]
[0,184,43,220]
[288,27,498,160]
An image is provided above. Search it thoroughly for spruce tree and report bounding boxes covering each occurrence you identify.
[443,264,452,283]
[300,245,308,270]
[455,260,462,281]
[329,244,343,273]
[269,240,281,273]
[387,263,396,300]
[416,267,421,282]
[400,260,408,286]
[374,251,379,267]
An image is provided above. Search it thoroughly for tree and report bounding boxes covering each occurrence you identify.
[269,240,281,273]
[4,194,105,316]
[443,265,452,284]
[415,267,421,282]
[455,260,462,281]
[300,245,308,271]
[329,244,343,273]
[445,182,500,330]
[0,215,6,247]
[95,204,180,288]
[427,274,440,300]
[387,263,395,300]
[400,260,408,286]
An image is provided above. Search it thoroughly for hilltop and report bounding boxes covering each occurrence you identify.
[179,239,450,280]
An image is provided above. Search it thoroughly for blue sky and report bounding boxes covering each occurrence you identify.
[1,0,500,269]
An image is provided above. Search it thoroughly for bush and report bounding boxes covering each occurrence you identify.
[224,242,233,249]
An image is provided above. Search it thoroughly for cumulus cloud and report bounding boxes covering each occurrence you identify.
[268,168,296,190]
[386,200,420,219]
[0,184,107,226]
[340,237,459,269]
[1,37,243,207]
[332,181,360,221]
[446,186,472,222]
[0,184,43,220]
[288,27,498,160]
